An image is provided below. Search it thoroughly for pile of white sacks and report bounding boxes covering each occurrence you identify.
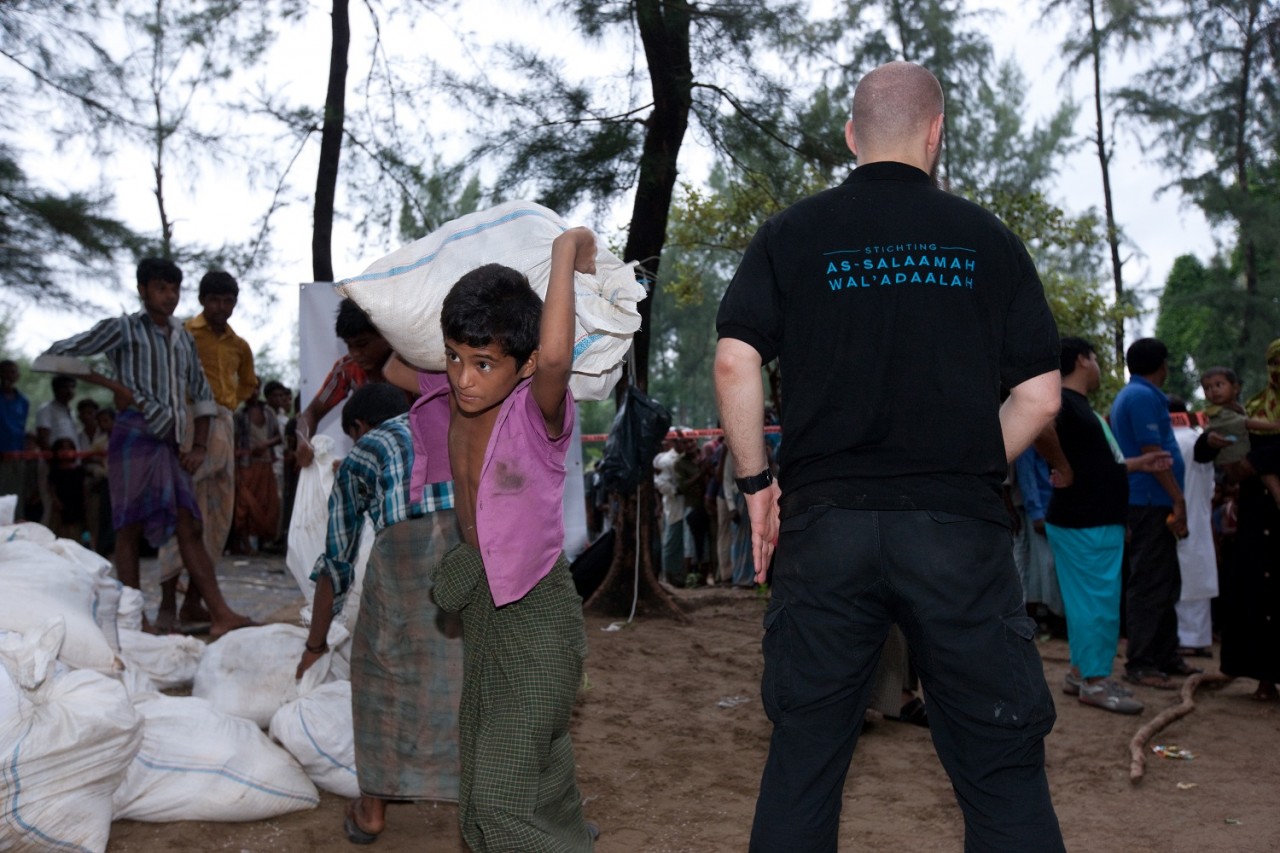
[0,450,369,852]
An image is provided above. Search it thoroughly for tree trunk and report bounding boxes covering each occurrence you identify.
[312,0,349,283]
[585,0,694,620]
[1088,0,1125,372]
[583,486,687,620]
[1231,6,1260,371]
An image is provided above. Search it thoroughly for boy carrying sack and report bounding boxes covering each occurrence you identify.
[412,227,598,852]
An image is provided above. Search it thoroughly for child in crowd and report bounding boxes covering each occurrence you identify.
[1201,366,1280,508]
[47,436,87,541]
[415,227,598,851]
[231,397,281,555]
[296,382,461,844]
[295,298,398,469]
[38,257,253,637]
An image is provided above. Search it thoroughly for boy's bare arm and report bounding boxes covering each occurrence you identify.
[382,353,420,394]
[532,226,595,436]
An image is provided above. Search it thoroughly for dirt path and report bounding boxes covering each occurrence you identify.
[107,589,1280,852]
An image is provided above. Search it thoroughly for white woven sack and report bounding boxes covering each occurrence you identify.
[338,200,644,402]
[118,628,205,690]
[269,679,359,798]
[285,434,335,600]
[45,537,123,654]
[192,623,333,728]
[0,539,120,674]
[0,623,141,853]
[287,435,373,635]
[111,693,319,822]
[0,522,57,545]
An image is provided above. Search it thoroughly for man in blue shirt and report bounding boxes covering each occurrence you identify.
[0,359,30,519]
[1109,338,1194,689]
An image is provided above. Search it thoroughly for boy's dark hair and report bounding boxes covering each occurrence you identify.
[51,374,75,392]
[341,382,409,435]
[76,398,99,414]
[441,264,542,366]
[1060,337,1095,376]
[1125,338,1169,377]
[1167,395,1189,415]
[263,380,288,397]
[1200,366,1239,386]
[199,271,239,300]
[335,298,379,341]
[136,257,182,287]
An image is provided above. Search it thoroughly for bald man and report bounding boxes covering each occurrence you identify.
[715,62,1065,851]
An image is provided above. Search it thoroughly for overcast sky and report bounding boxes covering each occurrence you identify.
[7,0,1220,365]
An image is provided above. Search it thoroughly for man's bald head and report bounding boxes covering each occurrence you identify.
[846,62,945,171]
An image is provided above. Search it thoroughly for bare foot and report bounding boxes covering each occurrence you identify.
[152,611,178,635]
[1253,681,1278,701]
[208,614,259,640]
[345,796,386,841]
[179,604,212,623]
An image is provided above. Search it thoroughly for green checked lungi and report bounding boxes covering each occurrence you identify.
[351,511,463,801]
[434,543,592,853]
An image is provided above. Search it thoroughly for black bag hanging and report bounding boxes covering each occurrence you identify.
[596,385,672,494]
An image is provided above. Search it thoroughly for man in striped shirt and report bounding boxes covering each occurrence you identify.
[38,257,253,638]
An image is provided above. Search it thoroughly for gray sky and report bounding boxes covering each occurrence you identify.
[7,0,1218,363]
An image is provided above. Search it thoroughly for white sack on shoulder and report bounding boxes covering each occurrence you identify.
[0,622,141,853]
[0,539,121,674]
[111,693,319,823]
[192,623,332,728]
[338,200,644,402]
[269,680,359,798]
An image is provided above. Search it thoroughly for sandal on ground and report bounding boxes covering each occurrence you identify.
[893,696,929,727]
[1178,646,1214,658]
[344,801,380,845]
[1165,660,1205,677]
[1123,670,1177,690]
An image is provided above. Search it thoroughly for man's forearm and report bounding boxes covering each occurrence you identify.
[999,370,1061,463]
[714,339,768,476]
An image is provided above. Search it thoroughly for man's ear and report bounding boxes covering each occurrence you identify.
[519,349,539,380]
[844,119,858,157]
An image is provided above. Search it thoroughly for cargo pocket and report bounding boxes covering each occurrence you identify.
[995,613,1055,730]
[759,600,793,723]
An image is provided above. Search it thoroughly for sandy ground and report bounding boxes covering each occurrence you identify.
[106,562,1280,853]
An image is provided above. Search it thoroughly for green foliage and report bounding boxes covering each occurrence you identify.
[0,145,142,307]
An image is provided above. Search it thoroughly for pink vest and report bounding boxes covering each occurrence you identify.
[409,372,575,606]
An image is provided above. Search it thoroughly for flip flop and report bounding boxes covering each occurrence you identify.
[1123,670,1177,690]
[894,696,930,727]
[177,621,211,636]
[344,802,379,845]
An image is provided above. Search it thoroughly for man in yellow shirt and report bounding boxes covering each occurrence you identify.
[156,270,258,633]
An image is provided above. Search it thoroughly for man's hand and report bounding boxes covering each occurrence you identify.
[296,648,325,680]
[180,446,206,474]
[1032,518,1047,536]
[1167,499,1189,539]
[1129,450,1173,473]
[745,482,781,584]
[1205,430,1233,449]
[1048,464,1074,488]
[296,434,315,468]
[551,226,597,276]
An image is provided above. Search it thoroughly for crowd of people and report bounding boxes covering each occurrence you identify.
[1,262,299,634]
[1,57,1277,853]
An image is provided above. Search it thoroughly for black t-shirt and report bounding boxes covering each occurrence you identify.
[716,161,1059,526]
[1045,389,1128,528]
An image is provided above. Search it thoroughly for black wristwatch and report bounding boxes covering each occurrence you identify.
[735,468,774,495]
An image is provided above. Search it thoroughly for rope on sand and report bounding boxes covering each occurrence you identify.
[1128,672,1230,783]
